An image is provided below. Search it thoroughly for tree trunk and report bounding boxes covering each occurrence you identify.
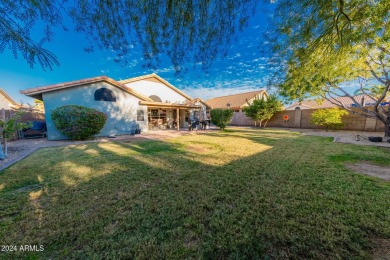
[384,107,390,137]
[264,119,269,128]
[385,123,390,137]
[259,120,263,127]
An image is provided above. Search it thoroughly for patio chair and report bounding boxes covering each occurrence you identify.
[20,121,47,139]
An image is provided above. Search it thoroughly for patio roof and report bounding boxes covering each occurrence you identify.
[139,101,201,109]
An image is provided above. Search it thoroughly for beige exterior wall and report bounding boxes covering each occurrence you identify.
[271,108,384,131]
[124,78,189,103]
[230,107,386,132]
[0,95,12,109]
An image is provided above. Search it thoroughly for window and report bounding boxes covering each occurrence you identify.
[94,88,116,102]
[137,110,145,121]
[149,95,162,102]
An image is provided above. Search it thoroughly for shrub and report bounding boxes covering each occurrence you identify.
[310,108,348,131]
[210,109,234,130]
[51,105,107,140]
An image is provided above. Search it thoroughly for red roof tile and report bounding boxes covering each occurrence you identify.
[206,90,267,109]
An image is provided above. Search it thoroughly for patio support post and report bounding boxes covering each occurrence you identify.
[176,108,179,131]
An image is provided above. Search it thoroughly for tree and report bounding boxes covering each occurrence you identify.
[33,99,45,112]
[311,108,349,131]
[244,97,268,127]
[244,94,282,127]
[268,0,390,136]
[0,110,31,159]
[263,95,283,127]
[0,0,260,72]
[210,109,233,130]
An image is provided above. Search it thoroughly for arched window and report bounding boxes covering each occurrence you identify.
[149,95,162,102]
[94,88,116,102]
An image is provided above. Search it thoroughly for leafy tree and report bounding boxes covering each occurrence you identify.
[244,94,282,127]
[1,0,259,72]
[263,95,283,127]
[244,97,267,127]
[0,110,31,159]
[310,108,349,131]
[210,109,233,130]
[268,0,390,136]
[33,99,45,112]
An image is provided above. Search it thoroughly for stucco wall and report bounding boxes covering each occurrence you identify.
[124,78,189,103]
[231,111,256,126]
[43,82,147,140]
[268,107,385,132]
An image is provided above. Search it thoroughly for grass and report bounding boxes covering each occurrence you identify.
[0,128,389,259]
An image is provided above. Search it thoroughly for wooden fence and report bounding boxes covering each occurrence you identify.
[1,109,45,140]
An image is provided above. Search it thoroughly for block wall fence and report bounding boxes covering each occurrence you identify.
[231,107,385,132]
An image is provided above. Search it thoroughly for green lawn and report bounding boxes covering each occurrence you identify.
[0,128,389,258]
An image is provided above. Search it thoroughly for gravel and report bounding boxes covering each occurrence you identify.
[286,128,390,147]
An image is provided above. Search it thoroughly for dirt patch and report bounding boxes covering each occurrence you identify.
[371,239,390,260]
[346,163,390,181]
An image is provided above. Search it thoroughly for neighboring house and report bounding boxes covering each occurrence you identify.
[0,89,21,110]
[285,94,380,110]
[21,73,209,140]
[207,90,268,125]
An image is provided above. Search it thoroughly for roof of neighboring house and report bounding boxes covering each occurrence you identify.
[183,98,212,109]
[119,73,193,101]
[0,89,18,106]
[285,94,376,110]
[20,76,153,101]
[206,90,268,109]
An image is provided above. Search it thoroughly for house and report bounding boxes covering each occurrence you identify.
[207,90,268,125]
[0,89,22,110]
[21,74,210,140]
[284,94,379,110]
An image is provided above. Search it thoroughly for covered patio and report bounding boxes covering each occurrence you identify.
[139,101,203,131]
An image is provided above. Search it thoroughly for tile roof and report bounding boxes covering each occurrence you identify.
[285,94,377,110]
[183,98,212,109]
[206,90,267,109]
[119,73,193,100]
[20,76,152,101]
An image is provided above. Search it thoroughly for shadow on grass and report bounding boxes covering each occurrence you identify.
[0,128,389,259]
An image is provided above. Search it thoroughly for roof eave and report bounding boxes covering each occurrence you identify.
[139,101,201,109]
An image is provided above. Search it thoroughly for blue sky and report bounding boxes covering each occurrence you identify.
[0,5,273,105]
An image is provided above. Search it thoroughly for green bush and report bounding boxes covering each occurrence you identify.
[311,108,348,131]
[210,109,234,130]
[51,105,107,140]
